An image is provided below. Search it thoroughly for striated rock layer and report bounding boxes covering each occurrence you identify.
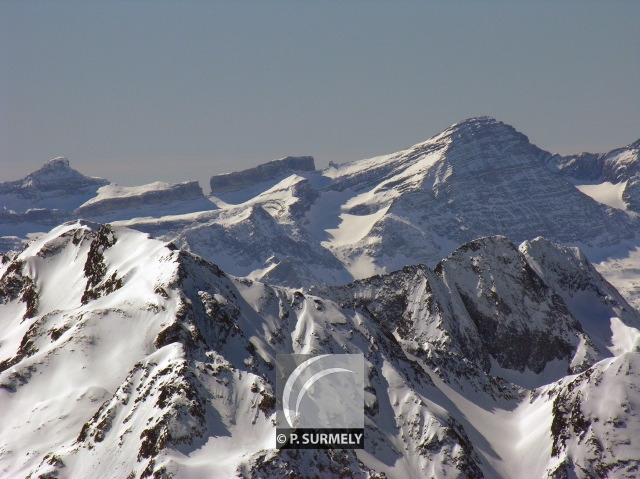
[75,181,205,217]
[546,138,640,211]
[142,117,639,288]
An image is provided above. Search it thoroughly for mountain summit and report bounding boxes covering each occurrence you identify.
[441,116,531,143]
[0,157,109,214]
[1,157,108,196]
[20,157,106,191]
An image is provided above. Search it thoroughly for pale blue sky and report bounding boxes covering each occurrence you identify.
[1,1,639,190]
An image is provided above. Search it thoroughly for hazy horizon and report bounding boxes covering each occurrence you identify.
[2,1,639,187]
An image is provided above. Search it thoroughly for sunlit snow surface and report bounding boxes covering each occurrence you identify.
[575,181,628,211]
[595,246,640,310]
[2,118,640,308]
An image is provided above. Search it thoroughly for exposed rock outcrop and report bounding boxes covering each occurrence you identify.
[210,156,315,194]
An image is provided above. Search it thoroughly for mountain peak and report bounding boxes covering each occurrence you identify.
[0,158,110,214]
[444,116,526,142]
[17,158,108,192]
[454,115,500,126]
[43,157,70,169]
[23,157,74,182]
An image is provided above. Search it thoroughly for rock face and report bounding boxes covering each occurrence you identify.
[209,156,315,194]
[2,222,639,478]
[316,234,637,389]
[324,117,634,267]
[544,354,640,478]
[75,180,205,217]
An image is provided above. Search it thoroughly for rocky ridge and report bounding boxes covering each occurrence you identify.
[74,180,206,217]
[3,119,639,298]
[546,138,640,212]
[210,155,315,194]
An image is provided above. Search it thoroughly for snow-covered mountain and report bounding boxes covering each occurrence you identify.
[1,222,639,478]
[2,117,640,477]
[314,117,636,275]
[3,117,640,299]
[0,158,109,251]
[107,117,639,302]
[539,137,640,309]
[3,119,638,280]
[0,157,109,214]
[74,181,215,222]
[209,155,315,195]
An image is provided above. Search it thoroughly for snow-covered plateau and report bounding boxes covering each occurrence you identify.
[1,117,640,478]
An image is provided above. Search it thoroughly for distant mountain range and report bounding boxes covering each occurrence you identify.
[1,117,639,478]
[4,117,638,290]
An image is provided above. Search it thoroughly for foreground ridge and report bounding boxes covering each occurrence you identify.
[1,222,639,478]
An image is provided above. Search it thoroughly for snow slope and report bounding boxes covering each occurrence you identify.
[575,181,629,211]
[75,180,215,221]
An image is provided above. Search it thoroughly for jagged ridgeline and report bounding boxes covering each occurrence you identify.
[1,221,639,478]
